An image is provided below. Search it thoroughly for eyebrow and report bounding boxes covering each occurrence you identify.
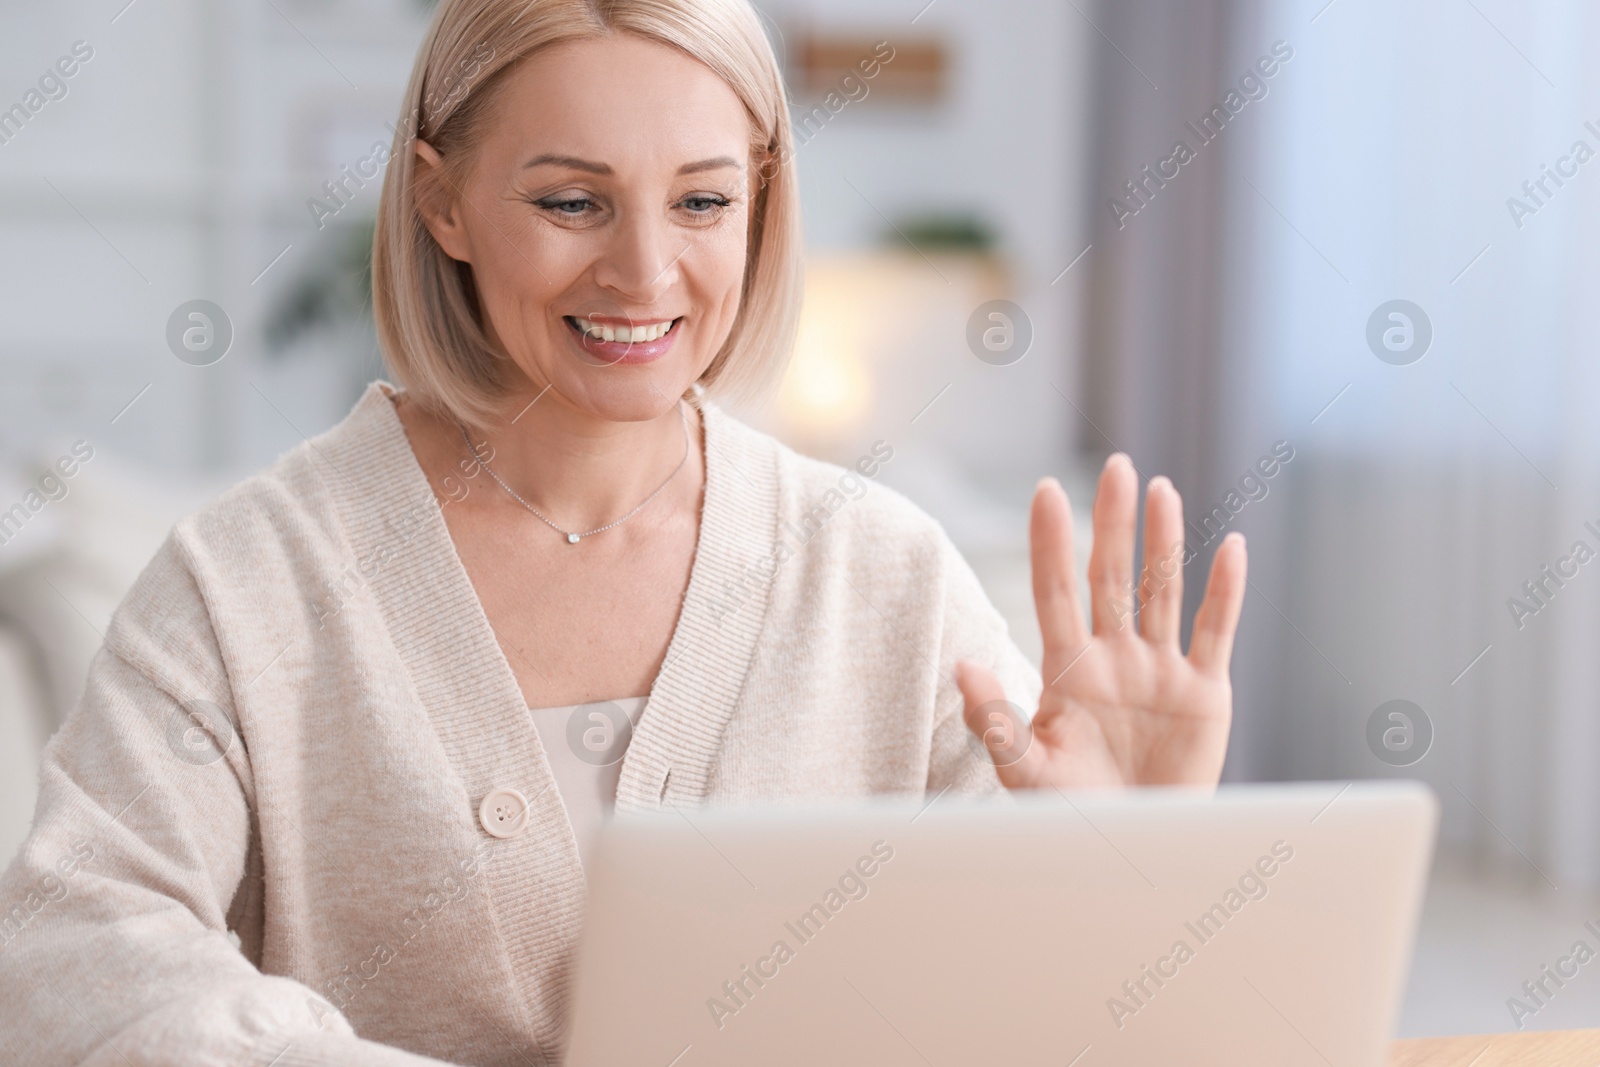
[677,155,741,175]
[521,153,742,176]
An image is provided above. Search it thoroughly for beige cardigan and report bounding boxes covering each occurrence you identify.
[0,382,1039,1066]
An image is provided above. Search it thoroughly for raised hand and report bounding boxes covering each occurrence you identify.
[956,454,1247,789]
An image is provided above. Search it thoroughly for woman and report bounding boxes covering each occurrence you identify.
[0,0,1245,1063]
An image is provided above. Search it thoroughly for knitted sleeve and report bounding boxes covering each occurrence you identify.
[0,537,453,1067]
[925,530,1044,796]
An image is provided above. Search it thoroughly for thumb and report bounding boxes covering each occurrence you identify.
[955,660,1040,788]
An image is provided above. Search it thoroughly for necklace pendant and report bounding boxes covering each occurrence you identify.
[458,402,689,551]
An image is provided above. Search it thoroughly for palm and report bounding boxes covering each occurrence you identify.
[956,455,1247,788]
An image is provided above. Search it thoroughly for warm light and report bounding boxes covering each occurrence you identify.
[779,266,875,439]
[758,250,1008,461]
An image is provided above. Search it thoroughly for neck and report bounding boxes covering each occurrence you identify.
[459,385,699,533]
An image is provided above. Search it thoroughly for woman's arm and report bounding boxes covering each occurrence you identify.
[924,526,1044,798]
[0,542,452,1067]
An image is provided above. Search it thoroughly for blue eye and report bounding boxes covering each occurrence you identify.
[681,195,731,213]
[540,197,592,215]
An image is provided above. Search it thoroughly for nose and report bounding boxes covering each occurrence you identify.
[592,209,685,305]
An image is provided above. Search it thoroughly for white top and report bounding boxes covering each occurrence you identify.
[526,695,649,866]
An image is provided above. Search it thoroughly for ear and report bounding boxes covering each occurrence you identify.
[413,139,473,263]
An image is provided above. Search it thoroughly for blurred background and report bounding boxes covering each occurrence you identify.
[2,0,1598,1039]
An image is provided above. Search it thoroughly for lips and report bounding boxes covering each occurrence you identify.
[563,315,682,365]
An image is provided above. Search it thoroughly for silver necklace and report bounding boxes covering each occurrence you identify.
[458,402,691,545]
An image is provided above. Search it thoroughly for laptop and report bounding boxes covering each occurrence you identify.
[563,781,1437,1067]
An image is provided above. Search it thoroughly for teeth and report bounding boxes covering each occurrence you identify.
[573,317,676,343]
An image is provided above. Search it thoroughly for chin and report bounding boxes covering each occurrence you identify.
[550,365,703,424]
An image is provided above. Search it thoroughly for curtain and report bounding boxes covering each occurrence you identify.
[1083,0,1600,886]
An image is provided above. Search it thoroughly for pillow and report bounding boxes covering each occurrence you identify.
[0,447,222,731]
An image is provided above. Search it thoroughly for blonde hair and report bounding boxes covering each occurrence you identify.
[372,0,803,428]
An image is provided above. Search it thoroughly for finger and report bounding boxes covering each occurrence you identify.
[1029,477,1088,665]
[1138,476,1185,648]
[1088,453,1139,636]
[1188,532,1248,676]
[955,660,1048,789]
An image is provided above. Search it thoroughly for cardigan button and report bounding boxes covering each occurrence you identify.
[478,788,530,839]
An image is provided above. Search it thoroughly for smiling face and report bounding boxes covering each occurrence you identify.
[415,33,755,423]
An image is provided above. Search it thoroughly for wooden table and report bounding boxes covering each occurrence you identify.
[1391,1029,1600,1065]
